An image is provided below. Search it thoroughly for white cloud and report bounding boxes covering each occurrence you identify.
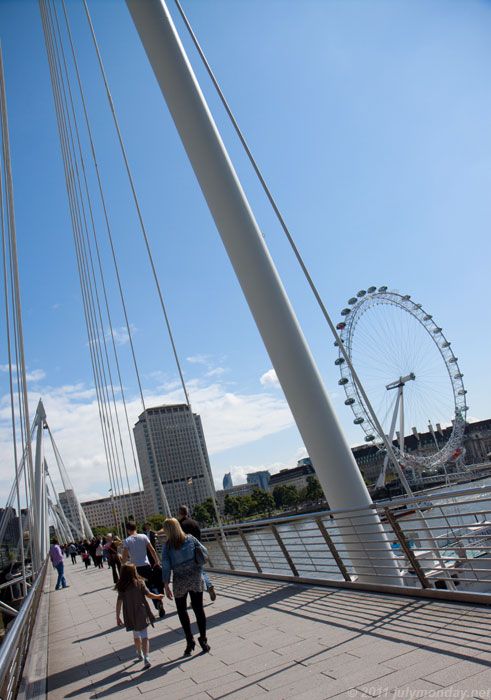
[109,324,137,346]
[0,372,295,504]
[260,369,280,388]
[25,369,46,383]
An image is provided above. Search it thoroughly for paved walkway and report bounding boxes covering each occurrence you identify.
[46,560,491,700]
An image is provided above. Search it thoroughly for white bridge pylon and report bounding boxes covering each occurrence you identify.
[31,399,93,561]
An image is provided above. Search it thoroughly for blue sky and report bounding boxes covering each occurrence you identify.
[0,0,490,504]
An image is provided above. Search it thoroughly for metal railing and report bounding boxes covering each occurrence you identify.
[0,560,48,700]
[201,484,491,603]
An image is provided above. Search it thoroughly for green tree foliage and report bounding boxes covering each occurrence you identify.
[92,526,108,539]
[147,514,165,531]
[193,503,212,525]
[251,488,275,517]
[305,475,324,502]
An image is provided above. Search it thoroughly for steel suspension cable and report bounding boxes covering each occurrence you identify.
[0,44,39,573]
[82,0,226,531]
[40,0,128,531]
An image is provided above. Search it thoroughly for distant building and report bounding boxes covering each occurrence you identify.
[81,491,146,530]
[352,418,491,486]
[59,489,84,539]
[269,461,315,492]
[246,470,270,491]
[215,483,254,510]
[223,472,233,490]
[0,507,20,546]
[134,403,216,518]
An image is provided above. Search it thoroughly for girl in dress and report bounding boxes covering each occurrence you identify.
[162,517,210,656]
[115,563,164,668]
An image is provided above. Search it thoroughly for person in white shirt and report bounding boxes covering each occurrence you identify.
[122,522,165,617]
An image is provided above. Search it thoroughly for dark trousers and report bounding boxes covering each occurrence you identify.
[136,565,160,610]
[70,553,76,564]
[175,591,206,640]
[83,557,91,569]
[109,558,121,584]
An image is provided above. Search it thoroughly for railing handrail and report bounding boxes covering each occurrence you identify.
[203,482,491,534]
[0,558,48,686]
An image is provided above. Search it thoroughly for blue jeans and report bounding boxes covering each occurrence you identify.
[55,561,67,589]
[202,569,212,588]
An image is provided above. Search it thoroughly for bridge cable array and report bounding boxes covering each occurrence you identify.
[38,0,225,533]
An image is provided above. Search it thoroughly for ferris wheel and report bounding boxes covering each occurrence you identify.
[335,286,468,470]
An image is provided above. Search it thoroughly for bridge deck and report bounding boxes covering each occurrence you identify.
[46,561,491,700]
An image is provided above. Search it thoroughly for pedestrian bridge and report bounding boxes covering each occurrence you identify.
[17,560,491,699]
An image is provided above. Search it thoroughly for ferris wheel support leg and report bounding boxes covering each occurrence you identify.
[126,0,402,585]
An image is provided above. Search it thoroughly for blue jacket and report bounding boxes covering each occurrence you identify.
[161,535,207,584]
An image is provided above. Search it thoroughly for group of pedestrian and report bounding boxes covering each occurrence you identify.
[49,505,215,669]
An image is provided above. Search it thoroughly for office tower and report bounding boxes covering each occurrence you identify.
[223,472,233,490]
[134,403,216,518]
[246,470,271,491]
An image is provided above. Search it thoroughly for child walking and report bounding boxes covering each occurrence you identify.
[115,563,164,668]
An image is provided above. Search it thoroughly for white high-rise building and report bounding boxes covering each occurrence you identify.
[133,403,216,518]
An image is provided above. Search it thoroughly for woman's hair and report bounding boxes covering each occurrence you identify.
[114,563,143,592]
[163,518,186,549]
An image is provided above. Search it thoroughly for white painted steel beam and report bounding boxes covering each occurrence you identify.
[126,0,401,583]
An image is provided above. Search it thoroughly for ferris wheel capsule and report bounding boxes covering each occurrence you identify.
[341,308,351,316]
[334,357,345,365]
[378,286,388,292]
[338,377,349,385]
[353,417,364,424]
[367,286,376,293]
[344,398,355,405]
[433,327,442,334]
[357,290,366,297]
[442,341,451,348]
[365,434,375,441]
[336,322,346,330]
[348,297,358,305]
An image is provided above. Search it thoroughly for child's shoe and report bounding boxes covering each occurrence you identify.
[136,651,143,662]
[144,656,151,669]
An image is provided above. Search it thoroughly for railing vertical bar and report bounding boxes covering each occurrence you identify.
[238,528,262,573]
[215,533,234,570]
[315,517,352,582]
[271,525,299,576]
[384,508,431,589]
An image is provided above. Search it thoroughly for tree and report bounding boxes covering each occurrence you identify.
[305,475,324,502]
[224,495,239,522]
[147,514,165,531]
[203,498,218,525]
[282,484,299,509]
[251,488,275,517]
[92,526,108,539]
[273,485,285,509]
[193,503,212,525]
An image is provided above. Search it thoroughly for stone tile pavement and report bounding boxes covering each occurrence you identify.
[46,560,491,699]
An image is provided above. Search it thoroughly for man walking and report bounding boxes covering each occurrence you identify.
[121,522,165,617]
[177,505,216,601]
[50,538,69,590]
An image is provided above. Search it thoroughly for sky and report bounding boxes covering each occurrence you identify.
[0,0,490,507]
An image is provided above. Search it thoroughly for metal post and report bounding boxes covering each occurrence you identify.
[126,0,401,584]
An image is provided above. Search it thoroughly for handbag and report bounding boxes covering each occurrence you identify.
[193,538,208,566]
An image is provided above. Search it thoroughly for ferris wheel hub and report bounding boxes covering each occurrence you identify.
[386,372,416,390]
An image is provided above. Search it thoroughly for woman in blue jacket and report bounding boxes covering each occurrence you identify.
[162,518,210,656]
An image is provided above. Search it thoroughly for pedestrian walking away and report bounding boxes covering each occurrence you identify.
[178,505,216,601]
[115,563,164,669]
[68,542,77,564]
[49,538,69,590]
[122,522,165,617]
[162,517,210,656]
[105,534,122,584]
